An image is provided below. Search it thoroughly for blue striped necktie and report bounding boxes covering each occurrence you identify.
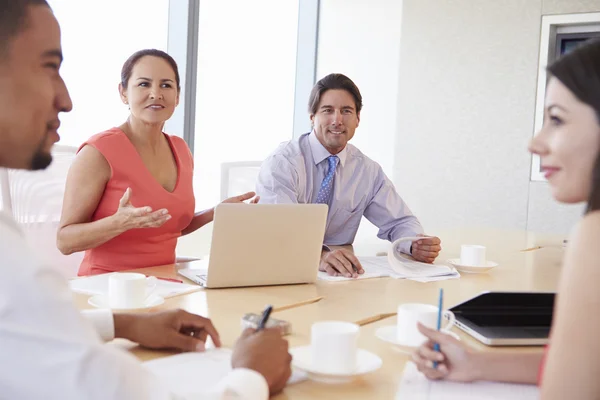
[316,155,339,204]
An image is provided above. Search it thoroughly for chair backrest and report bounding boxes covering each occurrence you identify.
[6,145,83,278]
[220,161,262,201]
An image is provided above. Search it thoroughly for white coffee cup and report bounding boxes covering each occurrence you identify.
[108,273,157,309]
[396,303,455,347]
[311,321,359,374]
[460,244,486,267]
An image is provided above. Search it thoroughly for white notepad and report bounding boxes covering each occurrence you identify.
[69,272,201,299]
[395,362,539,399]
[144,348,306,396]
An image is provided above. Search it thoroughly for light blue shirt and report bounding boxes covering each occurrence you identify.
[256,132,423,254]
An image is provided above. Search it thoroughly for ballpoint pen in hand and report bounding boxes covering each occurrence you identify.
[433,288,443,369]
[257,304,273,331]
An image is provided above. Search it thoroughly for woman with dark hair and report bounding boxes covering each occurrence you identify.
[57,49,256,276]
[412,39,600,398]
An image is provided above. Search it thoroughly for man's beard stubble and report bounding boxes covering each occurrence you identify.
[29,135,53,171]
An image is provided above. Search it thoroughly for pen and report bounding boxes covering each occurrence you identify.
[433,288,443,369]
[257,305,273,331]
[146,275,184,284]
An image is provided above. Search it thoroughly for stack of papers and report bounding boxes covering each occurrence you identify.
[319,237,460,283]
[69,272,201,299]
[396,362,538,399]
[318,256,460,282]
[144,348,306,396]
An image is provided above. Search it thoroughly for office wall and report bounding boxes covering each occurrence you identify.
[394,0,594,235]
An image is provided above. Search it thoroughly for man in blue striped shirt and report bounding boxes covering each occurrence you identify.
[257,73,441,278]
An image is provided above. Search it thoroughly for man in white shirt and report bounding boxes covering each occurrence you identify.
[0,1,292,398]
[256,73,442,278]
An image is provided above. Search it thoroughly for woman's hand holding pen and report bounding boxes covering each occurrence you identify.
[412,323,480,382]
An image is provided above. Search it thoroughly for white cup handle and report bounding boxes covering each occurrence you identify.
[145,276,158,299]
[442,310,455,331]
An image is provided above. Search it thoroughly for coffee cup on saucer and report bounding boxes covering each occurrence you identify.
[108,272,157,309]
[447,245,498,273]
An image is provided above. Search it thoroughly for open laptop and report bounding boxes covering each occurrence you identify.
[449,291,555,346]
[178,203,327,288]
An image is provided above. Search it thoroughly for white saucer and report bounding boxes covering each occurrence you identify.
[88,294,165,310]
[447,258,498,273]
[375,325,460,354]
[290,346,382,384]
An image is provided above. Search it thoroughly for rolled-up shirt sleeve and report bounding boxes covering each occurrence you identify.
[256,155,299,204]
[363,167,423,254]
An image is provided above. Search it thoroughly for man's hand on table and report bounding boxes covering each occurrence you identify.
[411,235,442,263]
[232,327,292,396]
[319,247,364,278]
[113,309,221,352]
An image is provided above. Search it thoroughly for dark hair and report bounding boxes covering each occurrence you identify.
[308,73,363,115]
[0,0,49,56]
[548,39,600,213]
[120,49,181,91]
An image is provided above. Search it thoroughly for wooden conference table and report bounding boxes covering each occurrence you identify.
[73,228,565,399]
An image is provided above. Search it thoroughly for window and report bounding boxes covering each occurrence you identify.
[48,0,170,148]
[192,0,300,209]
[531,12,600,181]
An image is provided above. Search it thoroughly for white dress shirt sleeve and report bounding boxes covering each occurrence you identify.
[255,155,299,204]
[208,369,269,400]
[81,309,115,341]
[363,166,424,254]
[0,212,269,400]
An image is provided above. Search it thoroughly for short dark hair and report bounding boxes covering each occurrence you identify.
[308,73,363,115]
[548,39,600,213]
[120,49,181,92]
[0,0,49,56]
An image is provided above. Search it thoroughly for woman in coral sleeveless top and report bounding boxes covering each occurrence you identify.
[57,49,256,275]
[410,40,600,398]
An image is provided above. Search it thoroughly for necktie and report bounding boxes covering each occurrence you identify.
[316,155,339,204]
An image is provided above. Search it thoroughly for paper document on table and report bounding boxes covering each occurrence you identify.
[144,348,307,396]
[318,255,459,282]
[318,237,459,282]
[318,269,388,281]
[69,272,200,299]
[396,362,538,400]
[388,237,459,280]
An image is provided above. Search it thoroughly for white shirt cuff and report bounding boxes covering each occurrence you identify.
[217,368,269,400]
[81,309,115,341]
[396,240,413,256]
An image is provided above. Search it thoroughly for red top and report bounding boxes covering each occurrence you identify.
[77,128,195,276]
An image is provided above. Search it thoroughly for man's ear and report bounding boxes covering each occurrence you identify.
[356,112,360,127]
[310,114,315,128]
[118,83,128,105]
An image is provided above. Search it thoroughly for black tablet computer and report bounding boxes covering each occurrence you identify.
[449,292,555,346]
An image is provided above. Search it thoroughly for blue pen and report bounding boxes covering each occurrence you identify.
[257,305,273,331]
[433,288,443,369]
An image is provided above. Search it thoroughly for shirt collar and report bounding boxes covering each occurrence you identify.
[308,130,347,167]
